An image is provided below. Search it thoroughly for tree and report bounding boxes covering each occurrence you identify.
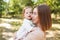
[7,0,22,17]
[7,0,34,17]
[0,0,6,18]
[46,0,60,19]
[33,0,60,19]
[20,0,34,6]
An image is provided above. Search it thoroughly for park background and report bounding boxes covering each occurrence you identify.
[0,0,60,40]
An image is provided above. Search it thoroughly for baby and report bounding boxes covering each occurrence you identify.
[14,6,35,40]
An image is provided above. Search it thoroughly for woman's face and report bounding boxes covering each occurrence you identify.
[32,8,40,24]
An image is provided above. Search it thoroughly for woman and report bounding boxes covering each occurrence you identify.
[23,4,52,40]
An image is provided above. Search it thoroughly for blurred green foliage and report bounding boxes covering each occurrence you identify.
[0,0,60,18]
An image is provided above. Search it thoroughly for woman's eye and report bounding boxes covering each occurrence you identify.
[33,12,36,15]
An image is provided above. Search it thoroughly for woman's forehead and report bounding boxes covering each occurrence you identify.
[33,8,38,12]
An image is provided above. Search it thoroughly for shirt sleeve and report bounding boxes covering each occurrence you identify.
[16,25,28,40]
[25,23,33,32]
[15,20,34,40]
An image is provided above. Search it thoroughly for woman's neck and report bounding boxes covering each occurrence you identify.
[36,23,43,30]
[36,23,41,27]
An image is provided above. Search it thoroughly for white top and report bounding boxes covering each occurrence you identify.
[15,19,35,40]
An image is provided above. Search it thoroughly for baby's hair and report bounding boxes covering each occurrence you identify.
[22,6,32,14]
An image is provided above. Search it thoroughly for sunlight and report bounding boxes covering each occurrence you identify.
[3,0,9,3]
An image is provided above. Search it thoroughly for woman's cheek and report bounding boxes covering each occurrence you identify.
[35,16,39,24]
[33,16,37,23]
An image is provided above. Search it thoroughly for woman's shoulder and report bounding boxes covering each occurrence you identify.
[31,27,45,38]
[23,27,46,40]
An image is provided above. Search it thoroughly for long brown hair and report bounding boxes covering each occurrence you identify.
[37,4,52,31]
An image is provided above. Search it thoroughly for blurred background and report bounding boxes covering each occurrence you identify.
[0,0,60,40]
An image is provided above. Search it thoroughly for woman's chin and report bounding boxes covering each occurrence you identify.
[33,21,36,24]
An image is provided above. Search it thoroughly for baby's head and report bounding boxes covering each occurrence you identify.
[22,6,33,20]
